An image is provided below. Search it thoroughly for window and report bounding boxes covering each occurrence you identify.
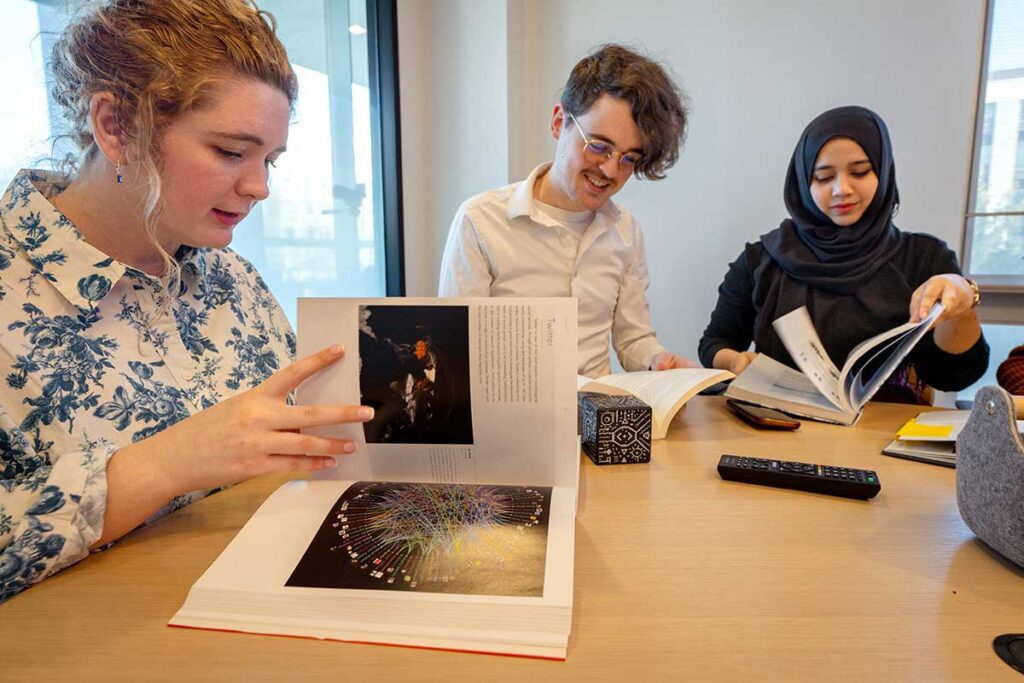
[0,1,65,183]
[232,0,404,323]
[1,0,403,326]
[960,322,1024,397]
[962,0,1024,397]
[964,0,1024,294]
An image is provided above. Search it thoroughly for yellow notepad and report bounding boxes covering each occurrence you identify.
[897,418,956,440]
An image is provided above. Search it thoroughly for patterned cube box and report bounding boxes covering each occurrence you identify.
[578,392,652,465]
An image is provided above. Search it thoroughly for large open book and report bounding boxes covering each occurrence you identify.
[578,368,734,438]
[725,303,943,425]
[170,298,579,659]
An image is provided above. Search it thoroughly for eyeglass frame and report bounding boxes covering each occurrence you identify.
[566,112,644,171]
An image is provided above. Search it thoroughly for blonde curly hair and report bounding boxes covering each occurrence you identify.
[49,0,297,282]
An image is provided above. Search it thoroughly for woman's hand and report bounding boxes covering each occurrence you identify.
[908,274,982,356]
[909,274,976,325]
[97,345,371,546]
[712,349,758,375]
[156,344,371,492]
[728,351,758,375]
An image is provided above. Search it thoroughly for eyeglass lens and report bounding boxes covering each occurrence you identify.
[583,142,639,168]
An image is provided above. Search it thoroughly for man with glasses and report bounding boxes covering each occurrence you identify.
[438,44,694,377]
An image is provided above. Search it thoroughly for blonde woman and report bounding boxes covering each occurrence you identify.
[0,0,369,600]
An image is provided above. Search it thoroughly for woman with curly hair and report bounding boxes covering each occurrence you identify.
[0,0,369,600]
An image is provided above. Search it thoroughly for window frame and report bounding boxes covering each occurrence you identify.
[367,0,405,296]
[21,0,406,299]
[962,0,1024,324]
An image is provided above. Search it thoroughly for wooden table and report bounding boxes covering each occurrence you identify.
[3,398,1022,681]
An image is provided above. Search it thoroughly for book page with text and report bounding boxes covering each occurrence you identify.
[842,303,942,409]
[730,354,842,412]
[581,369,734,437]
[297,298,577,488]
[577,374,630,396]
[772,307,845,411]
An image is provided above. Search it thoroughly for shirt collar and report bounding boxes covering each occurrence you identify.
[1,169,129,309]
[506,162,622,227]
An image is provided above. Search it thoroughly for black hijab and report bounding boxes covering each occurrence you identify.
[760,106,901,294]
[744,105,919,371]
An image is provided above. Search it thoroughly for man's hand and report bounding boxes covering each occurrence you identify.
[650,352,698,371]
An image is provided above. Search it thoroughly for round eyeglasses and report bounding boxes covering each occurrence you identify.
[567,112,643,170]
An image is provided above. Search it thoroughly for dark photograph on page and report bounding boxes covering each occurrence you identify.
[358,304,474,444]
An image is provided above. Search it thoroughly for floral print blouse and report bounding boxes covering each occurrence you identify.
[0,170,295,601]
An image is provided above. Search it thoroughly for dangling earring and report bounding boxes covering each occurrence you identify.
[115,158,123,184]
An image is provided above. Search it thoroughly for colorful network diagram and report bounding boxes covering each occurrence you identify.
[288,482,551,596]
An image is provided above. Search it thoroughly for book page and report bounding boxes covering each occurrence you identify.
[841,303,943,409]
[178,479,575,605]
[576,374,630,396]
[296,298,578,488]
[170,478,577,657]
[843,331,913,407]
[772,307,845,411]
[882,438,956,466]
[579,368,734,438]
[727,353,841,413]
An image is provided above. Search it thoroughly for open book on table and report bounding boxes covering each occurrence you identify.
[725,303,943,425]
[170,298,579,659]
[577,368,734,439]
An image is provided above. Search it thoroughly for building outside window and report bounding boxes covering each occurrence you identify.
[962,0,1024,397]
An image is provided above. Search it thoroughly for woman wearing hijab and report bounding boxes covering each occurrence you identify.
[698,106,988,403]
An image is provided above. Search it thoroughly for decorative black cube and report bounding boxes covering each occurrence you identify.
[578,392,652,465]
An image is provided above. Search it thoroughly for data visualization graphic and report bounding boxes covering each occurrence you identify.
[287,482,551,596]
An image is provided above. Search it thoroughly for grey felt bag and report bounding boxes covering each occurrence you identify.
[956,385,1024,569]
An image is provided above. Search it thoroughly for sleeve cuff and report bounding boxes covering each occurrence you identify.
[49,442,118,571]
[622,339,668,372]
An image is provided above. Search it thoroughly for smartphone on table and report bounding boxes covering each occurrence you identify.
[725,399,801,430]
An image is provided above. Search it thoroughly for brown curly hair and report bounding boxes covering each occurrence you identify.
[560,44,688,181]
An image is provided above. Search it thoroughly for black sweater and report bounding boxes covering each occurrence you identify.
[698,231,989,392]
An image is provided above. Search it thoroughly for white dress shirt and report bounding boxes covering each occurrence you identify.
[438,163,667,377]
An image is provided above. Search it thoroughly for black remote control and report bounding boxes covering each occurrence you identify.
[717,454,881,499]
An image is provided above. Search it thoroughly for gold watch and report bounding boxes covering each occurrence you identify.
[965,277,981,308]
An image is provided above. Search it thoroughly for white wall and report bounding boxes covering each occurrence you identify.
[398,0,511,297]
[398,0,986,362]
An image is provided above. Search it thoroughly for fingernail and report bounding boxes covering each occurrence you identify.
[329,344,344,355]
[343,442,357,454]
[320,457,337,469]
[358,406,374,420]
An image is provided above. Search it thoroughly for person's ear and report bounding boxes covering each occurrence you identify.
[551,104,566,142]
[89,92,128,166]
